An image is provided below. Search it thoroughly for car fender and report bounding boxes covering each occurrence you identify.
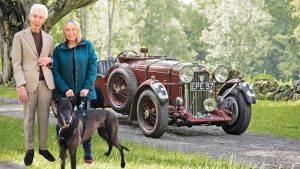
[238,81,256,104]
[218,79,256,104]
[150,81,169,104]
[129,79,169,121]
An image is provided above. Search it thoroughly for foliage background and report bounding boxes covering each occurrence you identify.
[48,0,300,80]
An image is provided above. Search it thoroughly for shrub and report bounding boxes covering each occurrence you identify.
[251,73,276,82]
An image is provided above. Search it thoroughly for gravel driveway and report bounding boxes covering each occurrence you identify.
[0,97,299,169]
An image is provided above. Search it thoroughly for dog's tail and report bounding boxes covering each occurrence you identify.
[121,145,130,152]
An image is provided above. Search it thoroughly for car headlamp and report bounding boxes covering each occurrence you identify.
[203,98,217,112]
[179,65,193,83]
[213,65,229,82]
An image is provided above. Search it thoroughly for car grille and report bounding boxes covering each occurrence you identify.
[185,71,211,116]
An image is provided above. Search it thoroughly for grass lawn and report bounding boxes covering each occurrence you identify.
[0,85,18,98]
[0,116,252,169]
[0,86,299,168]
[250,100,300,140]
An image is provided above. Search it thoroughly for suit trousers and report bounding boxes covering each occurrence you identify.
[23,80,52,150]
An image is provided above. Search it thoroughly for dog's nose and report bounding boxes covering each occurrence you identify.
[66,121,70,125]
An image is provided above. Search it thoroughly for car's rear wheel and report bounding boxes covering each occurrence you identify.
[107,67,137,114]
[221,88,251,135]
[137,89,168,138]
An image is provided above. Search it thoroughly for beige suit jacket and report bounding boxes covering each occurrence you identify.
[11,27,55,92]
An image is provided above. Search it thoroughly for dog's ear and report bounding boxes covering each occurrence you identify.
[52,95,61,104]
[68,96,76,104]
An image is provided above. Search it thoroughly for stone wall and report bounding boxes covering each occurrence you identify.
[253,80,300,101]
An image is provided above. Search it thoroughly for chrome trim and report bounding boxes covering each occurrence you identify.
[185,71,211,116]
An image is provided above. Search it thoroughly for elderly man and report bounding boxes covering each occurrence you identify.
[11,3,56,166]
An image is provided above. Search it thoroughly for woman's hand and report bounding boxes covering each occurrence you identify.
[65,89,74,97]
[80,89,89,97]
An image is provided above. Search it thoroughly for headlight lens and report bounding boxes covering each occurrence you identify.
[213,65,229,82]
[179,65,193,83]
[203,98,217,112]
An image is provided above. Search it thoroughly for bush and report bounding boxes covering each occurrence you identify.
[251,73,276,82]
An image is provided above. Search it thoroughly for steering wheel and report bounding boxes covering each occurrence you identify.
[116,50,138,60]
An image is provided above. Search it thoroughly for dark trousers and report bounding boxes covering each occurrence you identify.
[76,99,92,149]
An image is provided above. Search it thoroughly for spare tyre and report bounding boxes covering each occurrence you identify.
[107,67,138,114]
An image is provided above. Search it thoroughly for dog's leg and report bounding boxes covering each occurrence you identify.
[69,148,77,169]
[60,144,67,169]
[114,143,126,168]
[98,127,113,156]
[110,122,128,168]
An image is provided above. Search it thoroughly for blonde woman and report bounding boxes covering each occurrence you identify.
[53,19,97,164]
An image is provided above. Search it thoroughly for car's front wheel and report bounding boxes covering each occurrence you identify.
[137,89,168,138]
[221,88,251,135]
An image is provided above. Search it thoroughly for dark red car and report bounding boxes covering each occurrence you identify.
[93,49,256,138]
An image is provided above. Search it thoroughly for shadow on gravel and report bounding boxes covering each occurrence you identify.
[0,161,27,169]
[165,126,224,137]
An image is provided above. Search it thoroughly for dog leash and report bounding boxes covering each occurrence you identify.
[78,97,88,140]
[81,111,87,139]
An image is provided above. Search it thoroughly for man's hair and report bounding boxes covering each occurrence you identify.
[63,19,83,44]
[29,4,48,20]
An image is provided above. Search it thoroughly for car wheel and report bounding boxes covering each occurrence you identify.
[221,88,251,135]
[137,89,168,138]
[107,67,137,114]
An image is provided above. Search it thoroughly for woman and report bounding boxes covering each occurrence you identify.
[53,19,97,164]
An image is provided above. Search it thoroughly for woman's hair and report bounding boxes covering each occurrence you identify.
[63,19,83,44]
[29,4,48,20]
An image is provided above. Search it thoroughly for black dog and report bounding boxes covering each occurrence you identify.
[54,97,129,169]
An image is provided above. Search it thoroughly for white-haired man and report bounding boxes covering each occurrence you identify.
[11,3,55,166]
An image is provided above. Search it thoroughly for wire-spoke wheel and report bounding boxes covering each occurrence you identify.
[221,88,251,135]
[107,67,137,114]
[137,89,168,138]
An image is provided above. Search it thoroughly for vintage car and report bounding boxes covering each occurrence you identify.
[93,48,256,138]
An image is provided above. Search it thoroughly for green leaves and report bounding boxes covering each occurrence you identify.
[201,0,272,74]
[48,0,300,80]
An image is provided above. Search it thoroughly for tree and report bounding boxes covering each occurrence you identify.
[291,0,300,40]
[179,3,208,61]
[265,0,300,79]
[0,0,97,84]
[80,7,88,38]
[133,0,192,60]
[200,0,273,74]
[107,0,115,58]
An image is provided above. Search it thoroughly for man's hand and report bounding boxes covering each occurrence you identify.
[18,85,28,102]
[38,57,52,67]
[80,89,89,97]
[65,89,74,97]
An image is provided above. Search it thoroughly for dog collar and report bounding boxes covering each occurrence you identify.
[57,112,79,141]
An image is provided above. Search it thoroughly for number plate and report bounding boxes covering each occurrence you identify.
[190,82,215,91]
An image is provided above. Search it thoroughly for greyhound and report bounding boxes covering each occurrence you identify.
[54,97,129,169]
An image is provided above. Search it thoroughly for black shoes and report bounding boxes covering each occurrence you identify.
[39,149,56,162]
[24,149,34,166]
[24,149,55,166]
